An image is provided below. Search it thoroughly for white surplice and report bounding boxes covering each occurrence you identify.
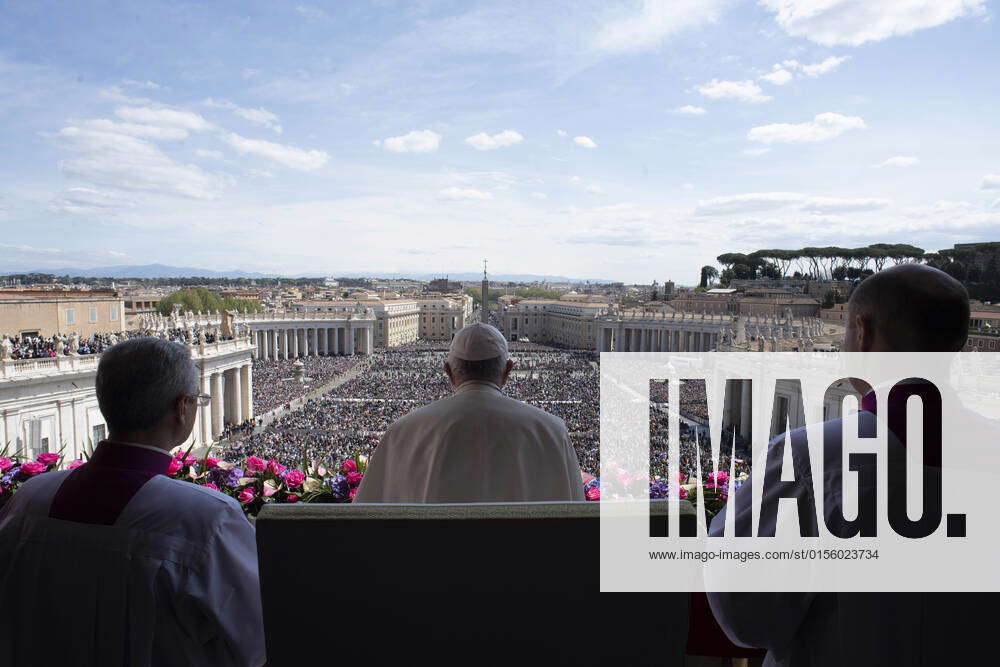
[0,468,265,667]
[355,380,585,503]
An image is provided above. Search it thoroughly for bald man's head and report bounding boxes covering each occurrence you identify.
[844,264,969,352]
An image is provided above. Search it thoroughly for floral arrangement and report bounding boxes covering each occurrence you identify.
[1,449,74,508]
[165,445,369,517]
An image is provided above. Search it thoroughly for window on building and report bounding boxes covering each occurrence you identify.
[110,306,119,321]
[89,307,98,323]
[92,424,106,443]
[65,308,75,324]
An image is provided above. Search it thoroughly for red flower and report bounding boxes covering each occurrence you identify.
[267,460,286,476]
[245,456,266,473]
[36,453,61,466]
[348,487,358,501]
[167,459,182,476]
[238,487,255,503]
[284,469,306,489]
[585,487,601,501]
[20,461,48,477]
[204,482,219,491]
[67,459,86,470]
[341,459,357,474]
[285,494,300,503]
[346,471,363,487]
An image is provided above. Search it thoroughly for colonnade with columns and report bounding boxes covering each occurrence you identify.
[250,323,373,360]
[197,361,254,443]
[597,324,722,353]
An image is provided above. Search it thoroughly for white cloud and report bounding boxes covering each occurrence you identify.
[438,187,494,201]
[748,112,866,143]
[464,129,524,150]
[50,187,137,214]
[697,79,771,103]
[760,68,794,85]
[195,149,224,159]
[531,192,548,200]
[674,105,707,115]
[875,156,919,168]
[81,118,190,141]
[54,125,229,200]
[205,98,283,134]
[760,0,988,46]
[594,0,728,53]
[586,184,604,195]
[221,132,329,170]
[981,174,1000,190]
[743,147,771,156]
[799,196,892,213]
[114,106,214,132]
[695,191,891,215]
[574,136,598,148]
[556,129,567,137]
[800,55,849,77]
[681,183,696,190]
[122,79,162,90]
[383,129,442,153]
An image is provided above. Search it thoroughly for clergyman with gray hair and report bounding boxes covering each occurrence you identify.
[356,323,585,502]
[0,337,265,667]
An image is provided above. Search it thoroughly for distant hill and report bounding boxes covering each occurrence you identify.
[5,264,611,283]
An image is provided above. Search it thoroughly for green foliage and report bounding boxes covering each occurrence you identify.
[157,288,263,315]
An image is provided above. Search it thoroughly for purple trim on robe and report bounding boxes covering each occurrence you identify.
[48,441,173,525]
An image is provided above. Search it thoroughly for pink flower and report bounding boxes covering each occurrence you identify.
[585,487,601,501]
[204,482,219,491]
[707,470,730,485]
[183,455,197,466]
[679,487,688,500]
[341,459,357,474]
[204,457,220,469]
[245,456,266,473]
[20,461,47,477]
[267,460,286,476]
[0,457,14,472]
[348,487,358,500]
[284,469,306,489]
[167,459,182,476]
[238,487,255,503]
[67,459,86,470]
[346,471,363,487]
[37,453,60,466]
[285,494,300,503]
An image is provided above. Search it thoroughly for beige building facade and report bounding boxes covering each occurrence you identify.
[0,290,126,339]
[501,296,609,348]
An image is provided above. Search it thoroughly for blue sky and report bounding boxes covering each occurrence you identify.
[1,0,998,283]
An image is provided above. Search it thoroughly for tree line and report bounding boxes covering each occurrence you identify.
[701,244,927,287]
[156,288,263,316]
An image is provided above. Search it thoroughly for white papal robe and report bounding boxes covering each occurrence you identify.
[355,380,585,503]
[0,441,265,667]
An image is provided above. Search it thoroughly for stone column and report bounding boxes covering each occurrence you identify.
[210,372,224,439]
[227,367,243,425]
[298,328,306,357]
[199,373,212,444]
[241,364,253,420]
[332,327,340,355]
[309,328,318,356]
[270,329,279,361]
[278,329,286,360]
[319,327,328,356]
[346,326,355,355]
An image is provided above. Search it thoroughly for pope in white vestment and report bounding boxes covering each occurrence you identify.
[355,323,585,503]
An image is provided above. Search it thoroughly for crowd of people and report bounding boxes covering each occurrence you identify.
[218,344,740,479]
[220,345,603,471]
[251,356,366,414]
[1,326,231,360]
